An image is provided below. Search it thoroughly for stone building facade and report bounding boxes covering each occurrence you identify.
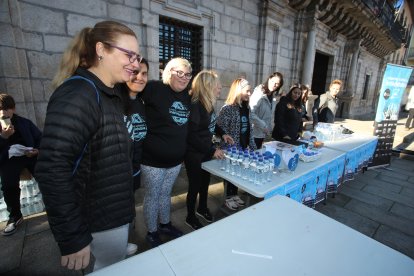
[0,0,409,128]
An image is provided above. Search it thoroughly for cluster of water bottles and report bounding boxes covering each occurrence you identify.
[220,146,276,186]
[0,179,45,222]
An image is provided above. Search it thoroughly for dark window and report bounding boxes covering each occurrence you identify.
[362,74,370,100]
[159,16,202,79]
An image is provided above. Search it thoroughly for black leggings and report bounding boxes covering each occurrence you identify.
[184,153,211,219]
[1,156,36,219]
[254,138,264,149]
[224,180,238,197]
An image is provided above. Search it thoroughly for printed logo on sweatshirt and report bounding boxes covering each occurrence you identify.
[241,115,248,134]
[169,101,189,126]
[209,113,217,134]
[124,113,147,141]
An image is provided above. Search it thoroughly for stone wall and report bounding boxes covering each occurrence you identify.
[0,0,399,129]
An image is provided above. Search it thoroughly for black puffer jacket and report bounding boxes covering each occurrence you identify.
[35,68,135,256]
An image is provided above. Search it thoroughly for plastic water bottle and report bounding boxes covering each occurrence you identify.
[249,156,257,182]
[220,148,227,171]
[254,158,264,186]
[230,148,238,176]
[267,156,274,181]
[236,150,243,177]
[241,153,250,180]
[263,156,270,182]
[225,147,232,173]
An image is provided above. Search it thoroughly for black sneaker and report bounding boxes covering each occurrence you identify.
[2,216,23,236]
[185,217,203,230]
[196,208,214,223]
[145,231,162,248]
[158,222,183,238]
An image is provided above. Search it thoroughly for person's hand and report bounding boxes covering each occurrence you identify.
[61,245,91,270]
[25,148,39,157]
[263,127,270,135]
[222,134,234,145]
[0,124,14,139]
[213,148,225,159]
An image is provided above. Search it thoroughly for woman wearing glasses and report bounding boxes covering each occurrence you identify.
[272,84,303,143]
[140,57,192,247]
[35,21,140,272]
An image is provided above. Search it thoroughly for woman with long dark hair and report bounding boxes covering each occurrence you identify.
[272,84,303,143]
[249,72,284,148]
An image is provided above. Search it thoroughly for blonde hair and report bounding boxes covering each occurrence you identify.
[52,21,136,89]
[190,70,220,113]
[330,79,342,88]
[162,57,192,85]
[225,78,249,106]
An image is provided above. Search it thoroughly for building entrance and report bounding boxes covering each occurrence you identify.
[311,52,330,95]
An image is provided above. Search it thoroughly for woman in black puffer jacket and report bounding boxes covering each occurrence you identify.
[35,21,141,272]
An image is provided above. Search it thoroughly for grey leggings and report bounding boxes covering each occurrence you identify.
[141,164,181,232]
[90,223,129,271]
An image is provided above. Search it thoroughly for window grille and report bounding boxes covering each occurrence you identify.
[159,16,202,79]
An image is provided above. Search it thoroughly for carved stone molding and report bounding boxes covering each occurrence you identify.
[288,0,403,58]
[328,29,338,42]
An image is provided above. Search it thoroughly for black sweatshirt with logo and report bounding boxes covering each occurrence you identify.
[141,80,191,168]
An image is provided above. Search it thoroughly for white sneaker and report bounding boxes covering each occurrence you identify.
[126,243,138,256]
[225,198,239,211]
[232,195,245,206]
[2,217,23,236]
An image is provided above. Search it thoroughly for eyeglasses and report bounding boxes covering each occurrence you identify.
[103,42,142,64]
[171,69,192,80]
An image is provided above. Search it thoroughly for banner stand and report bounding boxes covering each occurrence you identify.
[370,64,412,168]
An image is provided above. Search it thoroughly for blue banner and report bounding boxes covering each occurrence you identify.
[372,64,412,167]
[375,64,412,122]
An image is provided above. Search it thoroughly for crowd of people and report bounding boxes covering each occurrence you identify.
[0,20,345,273]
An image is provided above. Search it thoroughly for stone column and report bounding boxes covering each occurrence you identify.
[301,17,317,86]
[346,39,362,96]
[338,40,361,118]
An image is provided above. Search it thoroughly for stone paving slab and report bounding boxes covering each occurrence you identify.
[362,185,414,208]
[315,202,379,237]
[0,223,25,274]
[374,225,414,259]
[401,186,414,197]
[359,177,403,194]
[323,193,351,208]
[364,186,414,208]
[377,174,414,188]
[345,199,414,237]
[341,177,366,190]
[386,159,414,172]
[18,230,81,276]
[376,169,411,181]
[390,202,414,222]
[339,185,394,211]
[381,164,414,176]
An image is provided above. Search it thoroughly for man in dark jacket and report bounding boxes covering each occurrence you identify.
[0,93,41,236]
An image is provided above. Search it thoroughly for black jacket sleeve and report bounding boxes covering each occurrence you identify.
[35,81,101,255]
[275,98,289,138]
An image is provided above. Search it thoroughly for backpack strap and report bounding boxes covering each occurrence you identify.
[64,76,101,176]
[65,76,100,104]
